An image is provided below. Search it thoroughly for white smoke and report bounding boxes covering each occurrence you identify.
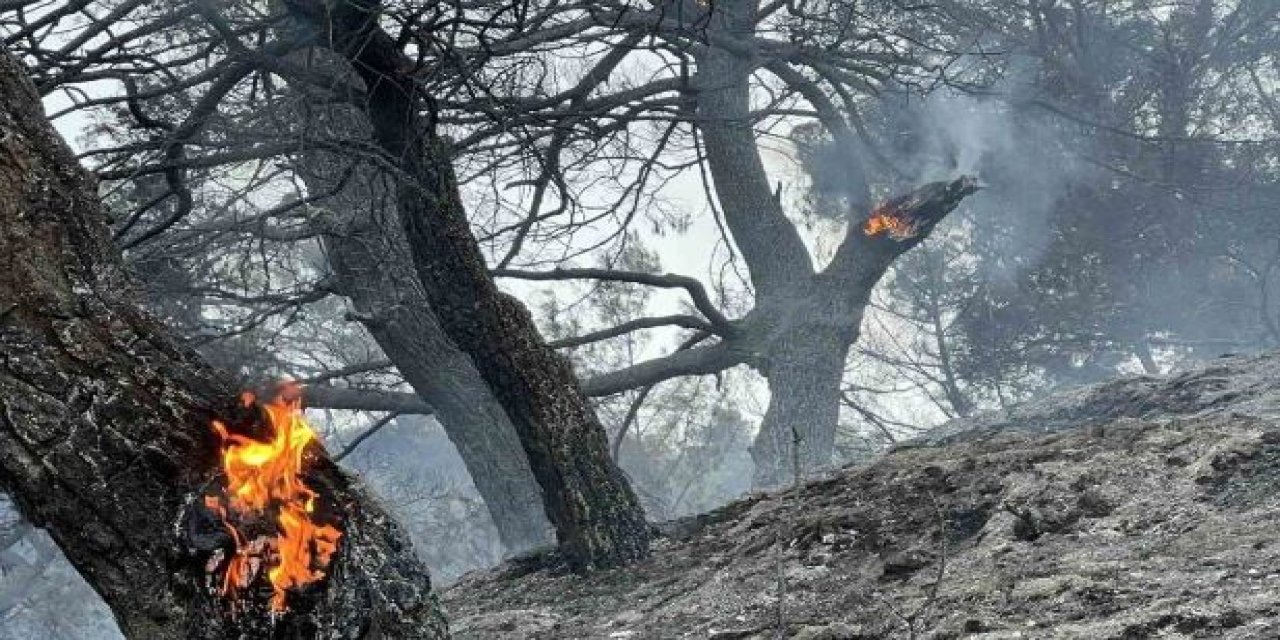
[899,56,1091,282]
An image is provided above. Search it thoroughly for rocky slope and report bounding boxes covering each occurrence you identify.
[443,352,1280,638]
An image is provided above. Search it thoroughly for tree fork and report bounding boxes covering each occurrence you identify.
[750,177,981,487]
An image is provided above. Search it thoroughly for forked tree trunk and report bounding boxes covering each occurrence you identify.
[284,1,650,570]
[677,0,982,488]
[0,51,446,639]
[739,181,980,488]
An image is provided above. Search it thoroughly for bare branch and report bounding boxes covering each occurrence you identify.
[334,412,400,462]
[300,360,396,385]
[493,267,735,335]
[582,340,742,397]
[548,315,715,349]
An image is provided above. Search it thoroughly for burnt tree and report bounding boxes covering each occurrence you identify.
[281,0,650,569]
[287,79,553,552]
[312,163,554,553]
[0,50,447,639]
[417,0,984,488]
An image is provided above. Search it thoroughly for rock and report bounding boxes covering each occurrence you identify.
[449,607,562,638]
[790,622,865,639]
[610,610,643,627]
[880,548,935,578]
[1190,434,1263,484]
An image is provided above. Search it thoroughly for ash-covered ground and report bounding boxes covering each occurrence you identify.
[444,352,1280,638]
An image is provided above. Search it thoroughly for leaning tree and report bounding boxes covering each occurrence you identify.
[0,49,447,639]
[280,0,652,569]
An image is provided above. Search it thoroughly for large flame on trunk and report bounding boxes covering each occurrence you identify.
[862,203,917,240]
[206,383,342,612]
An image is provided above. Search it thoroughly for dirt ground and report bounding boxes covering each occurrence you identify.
[444,352,1280,639]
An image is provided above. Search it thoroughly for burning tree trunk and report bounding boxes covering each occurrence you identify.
[283,0,650,570]
[0,51,446,638]
[746,179,981,487]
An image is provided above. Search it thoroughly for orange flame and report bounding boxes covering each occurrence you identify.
[207,382,342,612]
[862,204,917,240]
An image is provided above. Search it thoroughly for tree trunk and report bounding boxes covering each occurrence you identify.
[285,1,650,570]
[752,341,849,488]
[691,1,815,304]
[0,50,446,639]
[320,189,554,553]
[299,147,553,553]
[742,181,979,487]
[927,283,975,417]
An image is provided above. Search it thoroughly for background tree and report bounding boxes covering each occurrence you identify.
[959,0,1273,388]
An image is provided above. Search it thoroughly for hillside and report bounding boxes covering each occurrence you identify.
[444,352,1280,639]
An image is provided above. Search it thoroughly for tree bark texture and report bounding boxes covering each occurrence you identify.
[284,0,650,570]
[296,134,553,552]
[748,322,852,488]
[0,50,447,639]
[692,1,816,305]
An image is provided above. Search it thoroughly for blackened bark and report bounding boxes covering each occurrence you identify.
[284,1,649,570]
[0,51,446,639]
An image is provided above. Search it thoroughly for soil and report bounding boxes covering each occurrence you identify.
[444,352,1280,638]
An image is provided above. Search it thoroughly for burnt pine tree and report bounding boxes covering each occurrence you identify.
[284,61,554,552]
[307,154,555,553]
[414,0,986,488]
[0,51,447,638]
[280,0,651,569]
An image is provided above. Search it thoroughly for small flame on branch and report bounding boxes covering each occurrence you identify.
[862,203,918,240]
[206,383,342,612]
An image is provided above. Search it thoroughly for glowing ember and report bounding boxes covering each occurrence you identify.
[206,382,342,612]
[862,203,917,240]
